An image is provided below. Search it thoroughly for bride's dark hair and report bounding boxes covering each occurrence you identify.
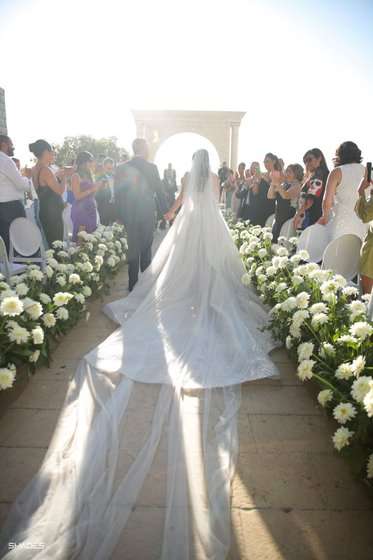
[192,149,210,192]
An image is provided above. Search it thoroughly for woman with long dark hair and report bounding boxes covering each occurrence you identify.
[293,148,329,231]
[71,151,104,241]
[244,153,276,226]
[317,141,367,240]
[268,163,304,242]
[30,139,66,247]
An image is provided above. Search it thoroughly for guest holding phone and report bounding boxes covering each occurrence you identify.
[355,164,373,294]
[71,151,104,241]
[268,163,304,242]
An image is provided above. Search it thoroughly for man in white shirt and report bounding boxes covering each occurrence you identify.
[0,135,29,253]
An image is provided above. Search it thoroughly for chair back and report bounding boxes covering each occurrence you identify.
[367,286,373,322]
[0,236,11,280]
[265,214,275,228]
[297,224,330,263]
[10,218,42,257]
[321,234,362,281]
[279,218,296,240]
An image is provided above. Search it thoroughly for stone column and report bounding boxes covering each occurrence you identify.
[230,122,239,171]
[0,88,7,135]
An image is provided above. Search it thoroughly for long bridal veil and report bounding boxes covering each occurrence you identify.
[0,150,279,560]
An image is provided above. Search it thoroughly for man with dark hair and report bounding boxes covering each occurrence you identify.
[96,157,116,225]
[114,138,169,291]
[0,135,29,253]
[218,160,229,201]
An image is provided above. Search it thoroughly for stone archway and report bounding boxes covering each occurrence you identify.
[132,110,246,171]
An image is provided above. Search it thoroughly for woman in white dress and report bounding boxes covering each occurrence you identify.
[318,141,367,240]
[0,149,278,560]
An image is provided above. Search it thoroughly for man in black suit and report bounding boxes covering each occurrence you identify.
[114,138,169,291]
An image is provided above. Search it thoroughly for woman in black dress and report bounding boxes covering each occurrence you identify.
[30,139,66,247]
[268,163,304,242]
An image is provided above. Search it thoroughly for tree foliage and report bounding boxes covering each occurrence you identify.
[54,135,129,166]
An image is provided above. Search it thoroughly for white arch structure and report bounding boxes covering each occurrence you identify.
[132,110,246,170]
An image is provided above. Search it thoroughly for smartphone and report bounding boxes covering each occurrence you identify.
[367,162,372,183]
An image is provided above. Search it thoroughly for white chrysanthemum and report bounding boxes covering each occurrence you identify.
[332,426,354,451]
[82,262,94,273]
[0,296,24,317]
[333,402,357,424]
[309,269,330,284]
[69,273,81,285]
[351,377,372,403]
[56,307,69,321]
[342,286,359,297]
[266,266,276,277]
[257,274,266,284]
[289,236,298,246]
[28,268,44,281]
[296,292,310,309]
[29,350,40,363]
[322,292,337,304]
[241,273,251,286]
[297,359,315,381]
[46,265,54,278]
[319,343,336,359]
[82,286,92,297]
[53,292,74,307]
[258,248,267,259]
[289,323,301,338]
[350,322,373,341]
[317,389,333,407]
[310,302,328,315]
[337,334,358,345]
[297,342,314,361]
[269,303,281,316]
[292,310,309,326]
[74,293,85,305]
[263,232,273,241]
[42,313,56,328]
[56,275,66,287]
[39,293,51,305]
[52,240,64,249]
[335,363,354,380]
[15,282,29,296]
[25,300,43,321]
[47,257,59,269]
[8,324,29,344]
[292,275,303,286]
[281,297,297,312]
[363,387,373,417]
[367,454,373,479]
[285,335,293,349]
[290,254,302,265]
[272,256,288,269]
[0,367,16,390]
[255,266,264,277]
[78,230,89,240]
[239,242,248,255]
[311,312,329,328]
[276,246,289,257]
[275,282,288,293]
[31,326,44,345]
[95,255,104,268]
[348,301,367,320]
[297,249,310,261]
[351,355,366,377]
[321,279,338,294]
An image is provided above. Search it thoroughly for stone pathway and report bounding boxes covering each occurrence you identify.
[0,250,373,559]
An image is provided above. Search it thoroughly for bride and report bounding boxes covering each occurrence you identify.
[0,149,279,559]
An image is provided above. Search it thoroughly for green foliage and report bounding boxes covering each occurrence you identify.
[54,135,129,166]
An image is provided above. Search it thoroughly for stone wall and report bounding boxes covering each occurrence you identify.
[0,88,7,135]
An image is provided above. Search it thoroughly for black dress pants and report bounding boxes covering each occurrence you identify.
[0,200,26,254]
[128,243,152,292]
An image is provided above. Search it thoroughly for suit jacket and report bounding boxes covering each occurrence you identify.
[114,157,168,260]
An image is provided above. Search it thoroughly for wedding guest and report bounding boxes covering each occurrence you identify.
[96,157,115,225]
[160,164,178,228]
[236,161,259,220]
[222,169,236,210]
[355,168,373,294]
[71,151,104,241]
[218,161,229,200]
[29,139,66,248]
[318,141,366,239]
[293,148,329,231]
[0,135,30,253]
[268,163,303,242]
[244,155,276,226]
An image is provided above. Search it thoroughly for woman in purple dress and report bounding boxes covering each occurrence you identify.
[71,151,104,241]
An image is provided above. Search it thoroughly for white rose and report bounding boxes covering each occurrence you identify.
[0,296,24,317]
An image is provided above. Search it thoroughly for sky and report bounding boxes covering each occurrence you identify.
[1,0,373,176]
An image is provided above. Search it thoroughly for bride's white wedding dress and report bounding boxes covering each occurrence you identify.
[0,152,279,560]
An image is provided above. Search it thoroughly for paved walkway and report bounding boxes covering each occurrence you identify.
[0,250,373,559]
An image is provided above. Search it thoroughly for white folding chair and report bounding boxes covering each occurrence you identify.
[62,204,74,246]
[279,218,296,240]
[9,218,46,271]
[297,224,330,263]
[0,236,27,282]
[367,286,373,321]
[321,234,362,283]
[265,213,275,228]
